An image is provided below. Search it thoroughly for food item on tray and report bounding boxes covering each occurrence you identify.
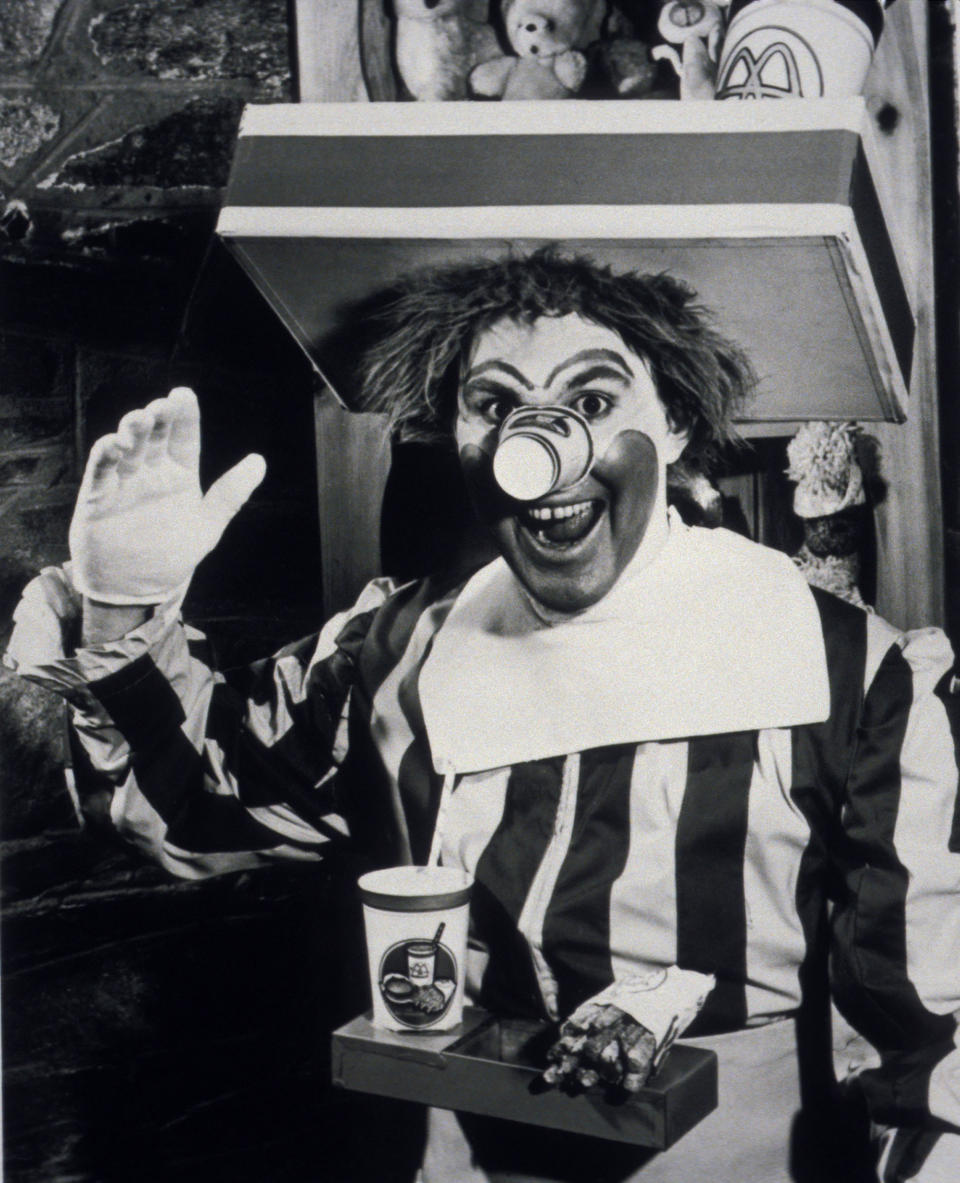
[540,967,716,1093]
[542,1002,657,1092]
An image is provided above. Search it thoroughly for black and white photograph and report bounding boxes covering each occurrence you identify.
[2,1,960,1180]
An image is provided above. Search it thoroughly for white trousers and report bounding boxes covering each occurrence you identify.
[418,1019,959,1183]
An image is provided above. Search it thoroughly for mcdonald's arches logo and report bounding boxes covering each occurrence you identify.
[716,25,825,98]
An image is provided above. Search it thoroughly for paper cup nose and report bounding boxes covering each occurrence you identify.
[493,434,559,501]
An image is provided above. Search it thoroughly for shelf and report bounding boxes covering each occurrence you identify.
[217,98,912,424]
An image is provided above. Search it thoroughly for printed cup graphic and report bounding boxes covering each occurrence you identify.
[493,406,593,502]
[358,865,473,1032]
[716,0,884,100]
[406,940,437,984]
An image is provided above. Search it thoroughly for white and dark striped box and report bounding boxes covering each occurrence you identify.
[217,99,912,426]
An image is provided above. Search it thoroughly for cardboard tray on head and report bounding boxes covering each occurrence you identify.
[331,1008,717,1149]
[217,98,913,430]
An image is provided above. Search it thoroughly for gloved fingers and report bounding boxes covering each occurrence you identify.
[197,452,267,552]
[115,408,155,473]
[141,389,181,465]
[77,433,124,501]
[140,387,198,468]
[542,1051,578,1084]
[164,386,201,468]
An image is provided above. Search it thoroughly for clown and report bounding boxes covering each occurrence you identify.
[7,249,960,1182]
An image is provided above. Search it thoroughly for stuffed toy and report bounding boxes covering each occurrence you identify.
[785,421,872,609]
[470,0,657,100]
[393,0,502,100]
[595,35,659,97]
[470,0,601,98]
[652,0,729,99]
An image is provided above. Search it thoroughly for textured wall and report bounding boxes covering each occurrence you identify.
[0,0,322,838]
[0,8,344,1180]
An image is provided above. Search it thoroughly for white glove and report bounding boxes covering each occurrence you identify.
[68,387,266,605]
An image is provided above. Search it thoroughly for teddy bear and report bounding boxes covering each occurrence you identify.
[393,0,502,100]
[470,0,657,100]
[469,0,599,98]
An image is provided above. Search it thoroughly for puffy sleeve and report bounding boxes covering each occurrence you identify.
[4,565,397,878]
[830,621,960,1172]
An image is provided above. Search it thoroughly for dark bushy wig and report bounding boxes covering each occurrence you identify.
[358,246,756,469]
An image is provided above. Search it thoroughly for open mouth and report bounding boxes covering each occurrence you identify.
[517,499,603,547]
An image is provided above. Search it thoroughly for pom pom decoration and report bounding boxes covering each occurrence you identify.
[785,421,871,609]
[785,421,865,520]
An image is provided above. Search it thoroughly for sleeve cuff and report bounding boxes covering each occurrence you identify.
[4,564,185,715]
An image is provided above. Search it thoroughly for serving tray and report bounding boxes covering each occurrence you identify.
[331,1008,717,1149]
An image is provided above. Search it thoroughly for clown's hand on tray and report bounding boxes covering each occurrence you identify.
[69,387,266,607]
[541,966,716,1093]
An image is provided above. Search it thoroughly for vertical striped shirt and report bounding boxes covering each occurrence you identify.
[7,543,960,1141]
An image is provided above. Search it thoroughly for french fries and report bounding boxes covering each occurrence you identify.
[541,1002,657,1092]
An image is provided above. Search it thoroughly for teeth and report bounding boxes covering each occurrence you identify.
[528,501,591,522]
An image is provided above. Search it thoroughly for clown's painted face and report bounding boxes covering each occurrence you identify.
[455,313,688,613]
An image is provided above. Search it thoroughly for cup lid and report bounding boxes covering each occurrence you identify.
[358,865,473,912]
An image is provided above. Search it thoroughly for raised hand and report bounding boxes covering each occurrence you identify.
[69,387,266,605]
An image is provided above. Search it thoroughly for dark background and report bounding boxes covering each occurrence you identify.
[0,3,421,1179]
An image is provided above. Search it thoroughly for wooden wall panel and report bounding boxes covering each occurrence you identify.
[314,386,392,614]
[295,0,369,101]
[862,1,943,628]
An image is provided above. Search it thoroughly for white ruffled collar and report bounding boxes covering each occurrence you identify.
[419,513,830,773]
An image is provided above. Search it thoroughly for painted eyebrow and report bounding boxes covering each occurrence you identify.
[461,359,535,390]
[546,348,635,388]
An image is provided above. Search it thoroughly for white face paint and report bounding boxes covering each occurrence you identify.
[455,313,689,613]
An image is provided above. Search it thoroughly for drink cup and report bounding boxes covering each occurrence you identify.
[358,865,473,1033]
[716,0,885,100]
[493,406,593,502]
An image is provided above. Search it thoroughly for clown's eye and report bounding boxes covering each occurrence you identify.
[479,396,515,426]
[572,391,613,420]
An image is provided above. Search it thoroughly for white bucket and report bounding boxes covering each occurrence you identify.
[716,0,882,99]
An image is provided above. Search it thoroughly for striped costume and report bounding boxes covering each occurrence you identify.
[8,516,960,1181]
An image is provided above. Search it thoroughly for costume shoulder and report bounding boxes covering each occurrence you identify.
[341,566,473,684]
[803,579,955,701]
